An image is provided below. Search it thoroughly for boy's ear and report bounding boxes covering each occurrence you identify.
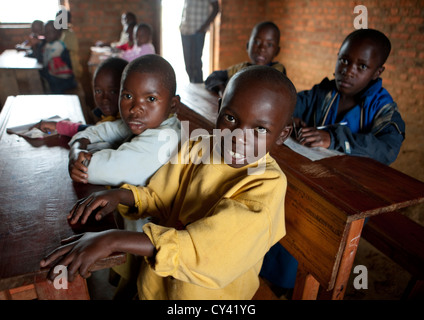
[372,65,385,80]
[275,125,292,146]
[275,45,281,57]
[170,95,180,113]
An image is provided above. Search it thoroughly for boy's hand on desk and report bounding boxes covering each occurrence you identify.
[40,230,116,282]
[32,120,57,133]
[68,189,134,225]
[297,127,331,149]
[69,152,92,184]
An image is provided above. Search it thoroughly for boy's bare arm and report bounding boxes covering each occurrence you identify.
[40,230,155,282]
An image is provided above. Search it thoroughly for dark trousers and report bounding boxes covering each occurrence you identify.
[181,32,206,83]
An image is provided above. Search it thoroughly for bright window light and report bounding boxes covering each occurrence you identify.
[0,0,61,24]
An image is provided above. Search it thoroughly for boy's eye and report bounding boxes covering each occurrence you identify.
[256,127,268,134]
[340,58,348,65]
[224,114,236,123]
[94,89,102,95]
[147,96,157,102]
[122,93,132,100]
[359,64,368,71]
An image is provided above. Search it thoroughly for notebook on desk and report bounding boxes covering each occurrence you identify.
[6,115,67,139]
[283,137,343,161]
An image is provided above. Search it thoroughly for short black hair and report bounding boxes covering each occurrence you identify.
[251,21,281,41]
[93,57,128,83]
[341,29,391,65]
[136,23,153,36]
[121,54,176,96]
[125,12,137,24]
[228,65,297,122]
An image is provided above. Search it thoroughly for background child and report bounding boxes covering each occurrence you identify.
[16,20,44,56]
[205,21,286,96]
[40,66,297,300]
[34,57,128,137]
[260,28,406,297]
[121,23,155,62]
[39,20,76,94]
[56,9,83,80]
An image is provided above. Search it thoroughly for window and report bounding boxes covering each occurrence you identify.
[0,0,61,24]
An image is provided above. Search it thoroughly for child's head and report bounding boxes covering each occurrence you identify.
[119,54,178,135]
[134,23,153,46]
[335,28,391,97]
[247,21,281,66]
[31,20,44,36]
[44,20,62,43]
[121,12,137,27]
[93,57,129,117]
[217,66,296,168]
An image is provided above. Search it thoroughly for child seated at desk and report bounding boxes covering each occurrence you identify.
[205,21,286,96]
[40,65,297,300]
[16,20,44,57]
[39,20,77,94]
[56,9,83,79]
[68,54,181,191]
[121,23,155,62]
[292,28,405,165]
[34,57,128,136]
[260,28,406,296]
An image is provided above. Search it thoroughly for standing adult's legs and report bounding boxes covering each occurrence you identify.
[181,32,206,83]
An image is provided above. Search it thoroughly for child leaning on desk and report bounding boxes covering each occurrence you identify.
[34,57,128,136]
[205,21,286,96]
[40,66,297,300]
[67,54,181,193]
[260,28,406,295]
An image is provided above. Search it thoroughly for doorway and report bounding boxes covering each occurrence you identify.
[160,0,211,86]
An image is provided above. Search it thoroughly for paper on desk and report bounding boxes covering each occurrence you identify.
[6,116,67,139]
[283,137,343,161]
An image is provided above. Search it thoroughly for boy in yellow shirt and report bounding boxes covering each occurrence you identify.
[40,66,297,300]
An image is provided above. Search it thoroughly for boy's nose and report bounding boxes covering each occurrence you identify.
[342,65,355,77]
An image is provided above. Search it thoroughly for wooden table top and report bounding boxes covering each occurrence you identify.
[0,50,42,70]
[0,95,124,291]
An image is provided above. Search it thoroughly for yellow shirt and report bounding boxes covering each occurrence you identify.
[119,136,287,299]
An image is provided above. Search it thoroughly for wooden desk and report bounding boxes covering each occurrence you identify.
[0,95,125,300]
[176,83,424,300]
[0,50,45,109]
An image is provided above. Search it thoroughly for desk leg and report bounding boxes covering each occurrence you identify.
[292,268,320,300]
[34,275,90,300]
[331,219,364,300]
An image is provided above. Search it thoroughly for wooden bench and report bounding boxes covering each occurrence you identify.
[361,211,424,299]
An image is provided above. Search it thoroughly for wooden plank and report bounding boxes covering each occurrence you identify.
[362,211,424,279]
[292,269,319,300]
[35,275,90,300]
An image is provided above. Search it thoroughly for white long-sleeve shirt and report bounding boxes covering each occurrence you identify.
[69,115,181,187]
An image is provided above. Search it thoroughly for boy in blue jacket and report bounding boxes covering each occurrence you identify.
[261,28,406,294]
[291,28,405,165]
